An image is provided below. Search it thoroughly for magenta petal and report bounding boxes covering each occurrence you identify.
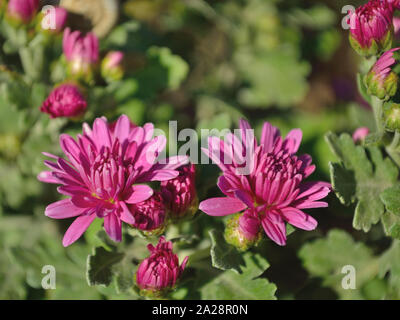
[281,207,317,231]
[284,129,302,154]
[113,114,131,143]
[45,199,87,219]
[104,213,122,242]
[260,122,280,153]
[143,170,179,182]
[119,202,135,224]
[261,214,286,246]
[62,213,96,247]
[125,185,153,204]
[37,171,59,184]
[199,197,247,216]
[233,190,254,208]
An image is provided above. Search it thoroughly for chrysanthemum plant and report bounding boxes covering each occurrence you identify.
[327,0,400,237]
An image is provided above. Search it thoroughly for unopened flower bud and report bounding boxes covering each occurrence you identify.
[62,28,99,84]
[365,48,400,100]
[129,192,167,236]
[384,101,400,130]
[348,0,394,57]
[6,0,39,25]
[101,51,124,82]
[40,83,87,119]
[352,127,370,143]
[135,236,188,298]
[39,7,68,34]
[224,210,262,252]
[161,164,198,221]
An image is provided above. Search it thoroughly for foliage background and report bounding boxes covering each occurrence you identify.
[1,0,398,300]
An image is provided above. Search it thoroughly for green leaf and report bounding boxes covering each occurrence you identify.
[379,240,400,298]
[299,229,378,299]
[328,162,356,206]
[86,247,124,287]
[381,211,400,239]
[381,185,400,216]
[325,132,398,232]
[209,229,244,273]
[199,252,276,300]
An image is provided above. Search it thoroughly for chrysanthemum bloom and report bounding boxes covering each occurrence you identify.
[136,236,188,298]
[129,192,167,236]
[365,48,400,100]
[62,27,99,83]
[199,119,331,246]
[161,164,198,220]
[348,0,394,56]
[6,0,39,24]
[38,115,188,246]
[388,0,400,9]
[40,84,87,119]
[101,51,124,82]
[353,127,370,143]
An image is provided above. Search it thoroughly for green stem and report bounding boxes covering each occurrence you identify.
[371,96,384,133]
[386,131,400,167]
[19,47,39,81]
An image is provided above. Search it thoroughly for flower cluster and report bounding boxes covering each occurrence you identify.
[135,236,188,298]
[199,119,331,249]
[39,27,126,118]
[350,1,400,131]
[38,115,196,246]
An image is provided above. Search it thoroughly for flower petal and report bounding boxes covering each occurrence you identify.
[45,199,87,219]
[62,213,96,247]
[261,213,286,246]
[104,213,122,242]
[280,207,317,231]
[199,197,247,216]
[125,185,153,204]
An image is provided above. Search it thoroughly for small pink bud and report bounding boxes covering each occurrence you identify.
[348,0,394,57]
[224,210,262,251]
[352,127,370,143]
[101,51,125,82]
[6,0,39,24]
[364,48,400,100]
[129,192,167,236]
[40,84,87,119]
[53,7,68,33]
[161,164,197,220]
[62,28,99,83]
[136,236,188,298]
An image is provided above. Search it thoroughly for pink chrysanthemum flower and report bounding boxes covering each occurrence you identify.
[40,84,87,119]
[348,0,394,56]
[136,236,188,297]
[161,164,197,220]
[365,47,399,100]
[129,192,166,234]
[199,119,331,246]
[38,115,188,246]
